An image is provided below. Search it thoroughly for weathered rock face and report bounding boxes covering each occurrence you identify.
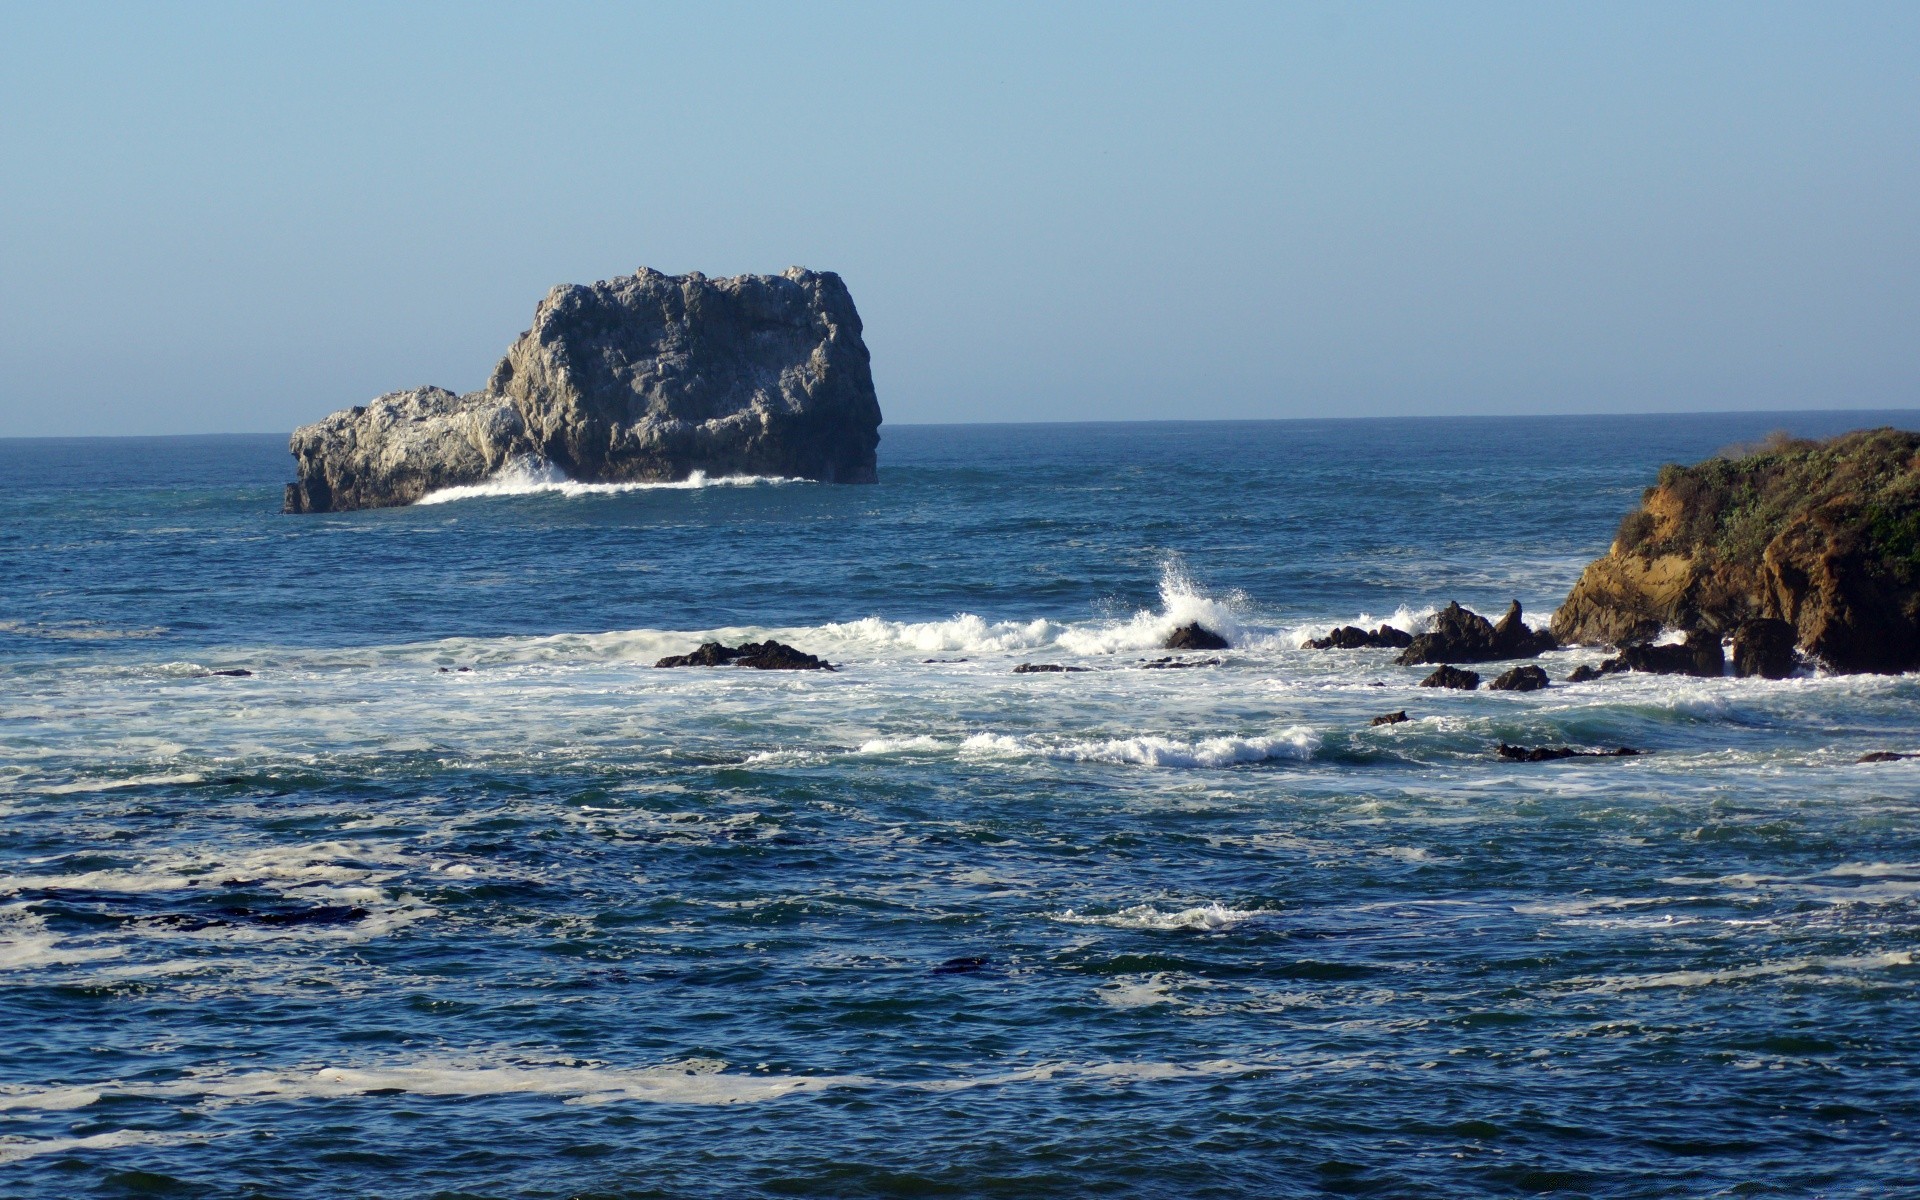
[285,267,881,513]
[284,387,526,513]
[1552,429,1920,673]
[1732,618,1798,679]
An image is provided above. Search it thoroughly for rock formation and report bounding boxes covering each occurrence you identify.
[1419,665,1480,690]
[1304,624,1412,650]
[1165,623,1231,650]
[1731,618,1798,679]
[286,267,881,512]
[655,640,833,671]
[1497,744,1641,762]
[1613,630,1726,678]
[1489,665,1550,691]
[1396,601,1556,666]
[1552,429,1920,673]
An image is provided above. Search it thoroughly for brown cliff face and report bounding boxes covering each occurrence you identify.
[1551,429,1920,673]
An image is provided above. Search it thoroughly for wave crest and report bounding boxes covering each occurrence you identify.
[417,458,806,505]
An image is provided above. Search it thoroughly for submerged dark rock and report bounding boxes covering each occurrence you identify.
[1142,657,1222,670]
[655,640,832,671]
[1014,663,1089,674]
[1370,710,1409,726]
[1497,744,1642,762]
[206,669,254,677]
[1305,625,1413,650]
[224,904,370,927]
[1396,601,1556,666]
[286,267,882,513]
[1858,751,1914,763]
[1164,623,1231,651]
[1565,660,1630,683]
[932,956,992,975]
[1489,665,1550,692]
[1419,665,1480,690]
[1732,618,1799,679]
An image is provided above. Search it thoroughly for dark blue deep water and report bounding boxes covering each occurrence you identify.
[2,413,1918,1198]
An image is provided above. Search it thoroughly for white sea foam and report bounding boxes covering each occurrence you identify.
[1580,950,1916,993]
[853,735,945,755]
[0,1130,213,1165]
[0,1056,1271,1120]
[417,458,806,505]
[960,727,1316,769]
[1055,903,1273,931]
[821,613,1062,655]
[0,904,124,971]
[37,772,206,796]
[1058,560,1249,655]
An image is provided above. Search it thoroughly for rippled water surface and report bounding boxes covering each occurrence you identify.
[3,414,1918,1198]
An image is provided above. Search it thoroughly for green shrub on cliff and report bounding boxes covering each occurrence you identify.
[1616,428,1920,570]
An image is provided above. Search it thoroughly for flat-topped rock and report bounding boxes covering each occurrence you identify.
[286,267,881,512]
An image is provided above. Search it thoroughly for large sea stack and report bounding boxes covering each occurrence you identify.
[285,267,881,513]
[1552,429,1920,673]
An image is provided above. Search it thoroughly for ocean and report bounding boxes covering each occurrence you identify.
[2,412,1917,1197]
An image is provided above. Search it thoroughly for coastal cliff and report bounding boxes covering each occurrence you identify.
[1552,428,1920,673]
[286,267,881,512]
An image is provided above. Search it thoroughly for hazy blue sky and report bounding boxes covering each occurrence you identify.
[2,2,1917,435]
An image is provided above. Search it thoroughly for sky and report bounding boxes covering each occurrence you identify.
[1,2,1917,436]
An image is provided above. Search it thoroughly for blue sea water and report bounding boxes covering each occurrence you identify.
[2,412,1918,1198]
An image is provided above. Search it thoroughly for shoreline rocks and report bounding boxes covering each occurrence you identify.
[655,640,833,671]
[1305,624,1412,650]
[1165,623,1231,650]
[1489,665,1549,691]
[1396,601,1556,666]
[286,267,882,513]
[1420,665,1480,690]
[1498,744,1642,761]
[1551,428,1920,673]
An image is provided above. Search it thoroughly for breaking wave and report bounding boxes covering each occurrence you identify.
[960,727,1317,768]
[417,458,807,505]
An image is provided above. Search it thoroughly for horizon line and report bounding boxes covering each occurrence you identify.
[3,404,1918,442]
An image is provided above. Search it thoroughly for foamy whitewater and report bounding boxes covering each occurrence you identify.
[2,414,1917,1197]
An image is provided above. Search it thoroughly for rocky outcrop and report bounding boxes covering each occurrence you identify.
[1165,623,1231,650]
[1565,660,1628,684]
[1396,601,1556,666]
[1552,429,1920,673]
[1731,618,1798,679]
[1014,663,1090,674]
[286,267,881,512]
[1370,710,1409,726]
[1497,744,1641,761]
[1489,665,1549,691]
[655,640,833,670]
[1304,624,1412,650]
[1419,665,1480,690]
[1613,630,1725,677]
